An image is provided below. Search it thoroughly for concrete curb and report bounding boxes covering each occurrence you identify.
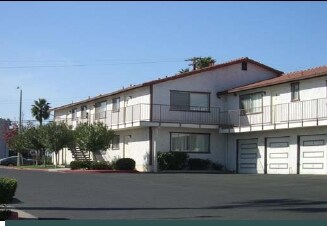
[2,206,38,220]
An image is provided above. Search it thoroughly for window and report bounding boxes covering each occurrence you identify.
[170,133,210,153]
[112,97,120,112]
[95,101,107,119]
[239,92,263,114]
[291,82,300,101]
[81,105,87,119]
[170,91,210,111]
[111,135,120,150]
[72,108,77,121]
[242,61,247,71]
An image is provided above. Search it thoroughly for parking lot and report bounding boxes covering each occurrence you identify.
[1,167,327,220]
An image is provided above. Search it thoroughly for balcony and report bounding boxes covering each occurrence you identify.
[55,103,221,130]
[220,98,327,133]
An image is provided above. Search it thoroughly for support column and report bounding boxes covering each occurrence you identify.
[152,127,160,172]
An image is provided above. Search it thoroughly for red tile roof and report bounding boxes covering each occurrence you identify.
[218,65,327,95]
[52,57,282,111]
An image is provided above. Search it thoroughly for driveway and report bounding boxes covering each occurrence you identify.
[1,168,327,220]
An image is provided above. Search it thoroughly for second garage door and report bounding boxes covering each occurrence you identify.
[267,137,292,174]
[300,135,327,175]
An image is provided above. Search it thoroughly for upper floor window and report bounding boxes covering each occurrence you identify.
[291,82,300,101]
[240,92,263,115]
[71,108,77,121]
[170,91,210,111]
[112,97,120,112]
[95,101,107,119]
[81,105,87,119]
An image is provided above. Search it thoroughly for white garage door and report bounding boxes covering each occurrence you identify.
[238,139,260,174]
[300,135,327,175]
[267,137,291,174]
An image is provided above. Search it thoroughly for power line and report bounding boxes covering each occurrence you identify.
[0,59,185,69]
[0,57,186,63]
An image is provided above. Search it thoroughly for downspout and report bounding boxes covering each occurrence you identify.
[226,132,229,172]
[149,84,154,171]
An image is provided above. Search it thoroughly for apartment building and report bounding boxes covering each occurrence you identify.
[219,66,327,175]
[52,57,281,171]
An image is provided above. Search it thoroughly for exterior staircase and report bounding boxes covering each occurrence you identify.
[69,147,91,161]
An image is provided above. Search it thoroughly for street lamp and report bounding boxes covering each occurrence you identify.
[17,86,22,166]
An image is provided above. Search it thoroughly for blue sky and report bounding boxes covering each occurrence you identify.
[1,2,327,121]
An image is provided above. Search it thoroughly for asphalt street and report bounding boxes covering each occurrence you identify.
[1,168,327,220]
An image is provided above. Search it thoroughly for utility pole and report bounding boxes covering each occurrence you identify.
[17,87,22,166]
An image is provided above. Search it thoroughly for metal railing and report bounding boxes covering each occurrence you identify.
[54,103,221,128]
[54,98,327,130]
[220,98,327,129]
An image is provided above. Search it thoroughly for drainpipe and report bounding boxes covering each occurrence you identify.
[226,133,229,171]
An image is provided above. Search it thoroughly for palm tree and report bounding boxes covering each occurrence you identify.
[31,98,51,167]
[178,68,190,74]
[31,98,51,126]
[186,57,216,70]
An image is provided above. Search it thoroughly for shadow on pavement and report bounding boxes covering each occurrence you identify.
[14,198,327,213]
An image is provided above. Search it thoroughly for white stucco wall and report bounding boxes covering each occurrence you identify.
[222,75,327,127]
[152,127,226,167]
[152,62,279,111]
[226,75,327,110]
[101,127,150,171]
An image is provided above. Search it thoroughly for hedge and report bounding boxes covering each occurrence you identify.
[0,210,12,221]
[0,177,18,204]
[188,158,211,170]
[70,160,92,170]
[70,160,114,170]
[157,152,188,170]
[115,158,135,170]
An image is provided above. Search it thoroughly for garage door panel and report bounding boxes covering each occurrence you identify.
[303,151,324,158]
[240,152,257,159]
[267,137,291,174]
[302,163,324,169]
[269,163,288,169]
[300,135,327,175]
[269,153,288,159]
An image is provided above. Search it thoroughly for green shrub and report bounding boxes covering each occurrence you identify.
[90,161,113,170]
[188,158,211,170]
[0,177,18,204]
[115,158,136,170]
[0,210,12,221]
[70,160,91,170]
[210,162,224,171]
[157,152,188,170]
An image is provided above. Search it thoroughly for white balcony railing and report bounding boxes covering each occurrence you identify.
[54,103,221,128]
[219,98,327,129]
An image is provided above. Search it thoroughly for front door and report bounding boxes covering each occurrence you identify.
[123,135,131,158]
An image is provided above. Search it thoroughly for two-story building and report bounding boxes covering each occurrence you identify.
[52,57,327,175]
[52,57,282,171]
[219,65,327,175]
